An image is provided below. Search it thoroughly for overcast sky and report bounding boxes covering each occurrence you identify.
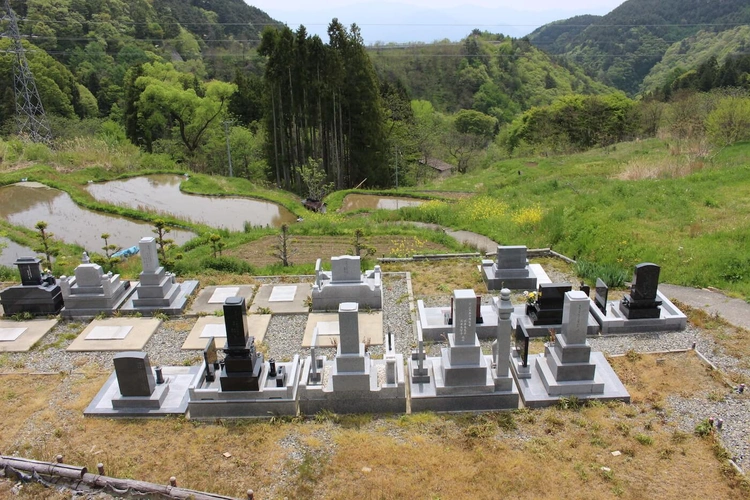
[247,0,626,43]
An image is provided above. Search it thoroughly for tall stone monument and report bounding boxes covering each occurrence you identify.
[60,260,136,318]
[120,237,198,316]
[0,257,63,316]
[409,288,518,412]
[187,297,302,419]
[481,245,538,291]
[298,301,406,414]
[219,296,263,392]
[512,290,630,407]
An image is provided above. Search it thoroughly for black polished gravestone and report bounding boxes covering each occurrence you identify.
[113,351,156,397]
[527,283,572,325]
[595,278,609,314]
[514,325,530,367]
[0,257,63,316]
[220,296,263,391]
[619,263,663,319]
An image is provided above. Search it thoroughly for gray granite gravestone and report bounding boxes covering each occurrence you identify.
[0,257,63,316]
[511,291,630,407]
[619,263,662,319]
[114,351,156,397]
[60,261,135,318]
[481,245,538,290]
[120,237,198,316]
[312,256,383,311]
[298,301,406,414]
[409,288,519,412]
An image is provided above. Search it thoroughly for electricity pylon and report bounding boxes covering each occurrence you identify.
[2,0,52,143]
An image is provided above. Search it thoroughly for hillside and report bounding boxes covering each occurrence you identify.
[528,0,750,95]
[641,25,750,94]
[369,33,613,121]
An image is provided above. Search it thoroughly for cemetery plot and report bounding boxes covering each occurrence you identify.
[67,318,161,352]
[303,311,383,347]
[0,318,57,352]
[250,283,312,314]
[187,285,255,315]
[182,315,271,350]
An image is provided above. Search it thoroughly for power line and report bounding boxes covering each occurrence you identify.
[1,0,51,144]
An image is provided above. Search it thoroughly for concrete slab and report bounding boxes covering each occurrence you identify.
[86,325,132,340]
[85,366,198,417]
[67,317,161,352]
[182,315,271,350]
[303,312,383,347]
[0,318,57,352]
[187,285,255,315]
[511,352,630,408]
[590,291,687,334]
[250,283,312,314]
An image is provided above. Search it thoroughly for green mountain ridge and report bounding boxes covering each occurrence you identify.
[369,34,613,123]
[528,0,750,94]
[641,25,750,94]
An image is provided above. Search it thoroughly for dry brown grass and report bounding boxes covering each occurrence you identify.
[0,352,746,499]
[615,157,705,180]
[382,259,485,297]
[227,235,451,267]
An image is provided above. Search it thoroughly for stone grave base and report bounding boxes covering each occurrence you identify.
[66,317,161,351]
[182,315,271,350]
[0,318,57,352]
[250,283,312,314]
[297,356,406,415]
[85,366,198,417]
[187,357,301,419]
[311,284,382,312]
[511,352,630,408]
[480,262,549,291]
[303,311,383,347]
[590,291,687,334]
[61,281,138,319]
[120,280,199,316]
[186,285,255,316]
[417,300,498,341]
[513,305,600,337]
[408,355,519,412]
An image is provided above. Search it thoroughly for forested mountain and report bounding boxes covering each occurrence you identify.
[369,32,612,124]
[0,0,279,129]
[641,26,750,95]
[528,0,750,95]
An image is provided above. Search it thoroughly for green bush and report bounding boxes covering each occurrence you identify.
[199,256,255,274]
[575,259,629,288]
[0,265,16,281]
